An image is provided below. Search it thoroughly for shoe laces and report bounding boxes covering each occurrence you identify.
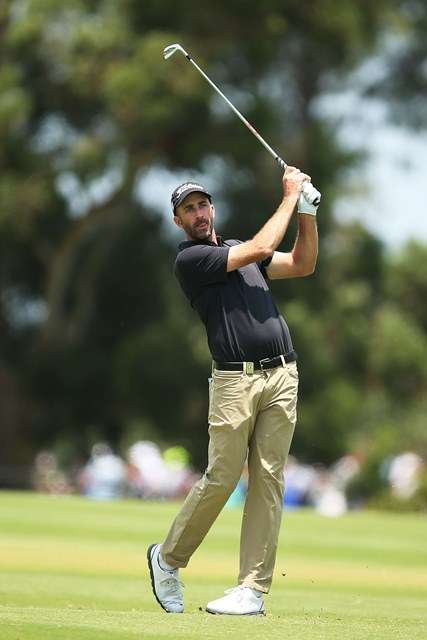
[159,571,185,591]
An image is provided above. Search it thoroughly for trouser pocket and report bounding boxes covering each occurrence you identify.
[209,370,248,426]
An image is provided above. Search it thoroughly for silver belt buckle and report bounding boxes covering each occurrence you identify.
[244,361,254,375]
[259,357,269,372]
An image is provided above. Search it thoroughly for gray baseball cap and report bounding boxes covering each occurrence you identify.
[171,181,212,213]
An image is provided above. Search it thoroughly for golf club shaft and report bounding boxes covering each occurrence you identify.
[164,44,320,205]
[185,53,287,170]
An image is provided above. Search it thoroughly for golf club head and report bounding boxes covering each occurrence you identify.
[163,43,188,60]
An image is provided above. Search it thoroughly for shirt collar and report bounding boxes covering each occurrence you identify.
[178,235,223,250]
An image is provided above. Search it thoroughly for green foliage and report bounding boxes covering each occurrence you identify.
[368,305,427,397]
[377,0,427,128]
[386,241,427,330]
[0,64,32,135]
[0,0,425,476]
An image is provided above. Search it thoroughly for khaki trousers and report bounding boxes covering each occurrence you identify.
[161,361,298,593]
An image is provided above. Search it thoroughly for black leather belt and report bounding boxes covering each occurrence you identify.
[214,351,297,373]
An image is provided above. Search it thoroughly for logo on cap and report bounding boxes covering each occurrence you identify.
[176,182,204,197]
[171,182,212,212]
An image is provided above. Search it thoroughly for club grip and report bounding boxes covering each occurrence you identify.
[277,157,321,205]
[276,156,287,171]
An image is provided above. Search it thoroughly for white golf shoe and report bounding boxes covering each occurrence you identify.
[206,585,266,616]
[147,544,184,613]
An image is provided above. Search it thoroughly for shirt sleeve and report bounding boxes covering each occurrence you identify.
[175,244,230,287]
[258,254,273,280]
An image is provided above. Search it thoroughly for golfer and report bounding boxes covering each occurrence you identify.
[148,166,318,615]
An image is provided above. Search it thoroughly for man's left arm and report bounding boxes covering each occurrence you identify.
[265,196,319,280]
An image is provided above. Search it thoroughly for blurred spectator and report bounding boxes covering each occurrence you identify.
[79,442,126,500]
[330,454,361,491]
[387,452,424,499]
[163,445,200,497]
[33,440,425,513]
[284,456,357,516]
[309,467,348,517]
[127,440,173,498]
[126,440,198,499]
[284,456,317,509]
[32,451,72,495]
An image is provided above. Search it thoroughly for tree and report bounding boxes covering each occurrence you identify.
[1,0,424,476]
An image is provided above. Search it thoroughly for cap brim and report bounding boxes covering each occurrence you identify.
[173,189,212,212]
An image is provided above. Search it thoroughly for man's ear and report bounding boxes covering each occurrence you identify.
[173,215,183,229]
[211,204,215,220]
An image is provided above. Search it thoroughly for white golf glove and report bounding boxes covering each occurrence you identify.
[298,182,321,216]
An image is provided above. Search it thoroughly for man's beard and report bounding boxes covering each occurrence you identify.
[185,219,213,241]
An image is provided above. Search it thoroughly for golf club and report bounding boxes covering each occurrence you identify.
[163,43,321,206]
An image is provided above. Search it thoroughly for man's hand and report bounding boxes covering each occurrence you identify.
[282,166,311,201]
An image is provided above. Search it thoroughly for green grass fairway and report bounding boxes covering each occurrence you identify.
[0,492,426,639]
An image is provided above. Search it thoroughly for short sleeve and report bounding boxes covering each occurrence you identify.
[258,254,273,280]
[175,244,230,288]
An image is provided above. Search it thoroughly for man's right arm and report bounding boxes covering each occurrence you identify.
[227,166,309,272]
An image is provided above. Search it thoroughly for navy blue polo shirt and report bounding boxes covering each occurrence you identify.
[174,237,295,362]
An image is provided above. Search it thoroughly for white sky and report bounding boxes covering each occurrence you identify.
[336,125,427,250]
[317,89,427,251]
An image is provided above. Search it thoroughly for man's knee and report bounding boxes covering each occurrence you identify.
[205,465,242,496]
[248,462,285,494]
